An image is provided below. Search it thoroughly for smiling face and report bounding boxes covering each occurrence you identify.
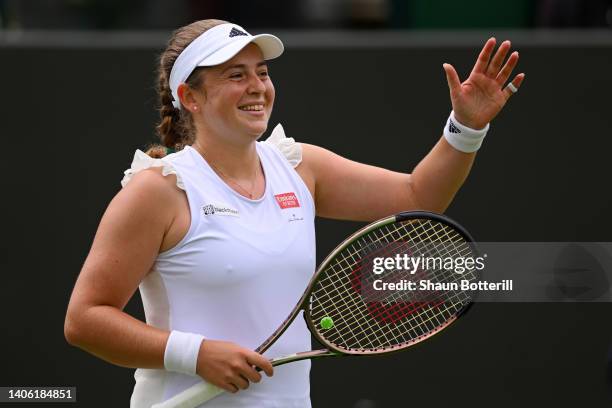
[186,43,275,143]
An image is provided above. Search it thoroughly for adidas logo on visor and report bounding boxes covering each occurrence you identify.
[229,27,248,38]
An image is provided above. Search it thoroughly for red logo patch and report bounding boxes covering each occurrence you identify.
[274,192,300,209]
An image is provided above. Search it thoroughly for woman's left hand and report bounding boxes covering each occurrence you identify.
[443,38,525,130]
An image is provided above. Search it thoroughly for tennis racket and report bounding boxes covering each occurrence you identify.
[153,211,479,408]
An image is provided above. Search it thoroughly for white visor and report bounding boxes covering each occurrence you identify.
[169,23,284,109]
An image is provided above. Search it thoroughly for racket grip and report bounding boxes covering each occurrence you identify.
[151,381,224,408]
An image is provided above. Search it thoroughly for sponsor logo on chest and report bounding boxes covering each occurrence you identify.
[274,192,300,209]
[202,203,240,217]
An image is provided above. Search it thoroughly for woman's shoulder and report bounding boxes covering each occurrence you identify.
[263,124,303,168]
[114,159,185,225]
[121,149,187,191]
[116,150,188,222]
[101,150,190,252]
[261,123,328,170]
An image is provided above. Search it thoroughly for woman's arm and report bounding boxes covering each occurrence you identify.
[64,169,272,392]
[299,38,524,221]
[299,140,473,220]
[64,169,179,368]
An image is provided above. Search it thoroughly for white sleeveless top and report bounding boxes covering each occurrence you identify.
[122,125,316,408]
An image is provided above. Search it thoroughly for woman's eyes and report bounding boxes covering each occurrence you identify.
[228,71,269,79]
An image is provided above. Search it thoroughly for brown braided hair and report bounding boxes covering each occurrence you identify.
[147,19,229,158]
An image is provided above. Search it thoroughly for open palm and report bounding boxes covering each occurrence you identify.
[443,38,525,130]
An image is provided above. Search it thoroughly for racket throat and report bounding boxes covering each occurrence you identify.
[270,350,341,366]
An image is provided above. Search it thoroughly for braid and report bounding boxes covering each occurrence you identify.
[156,70,187,149]
[146,19,228,158]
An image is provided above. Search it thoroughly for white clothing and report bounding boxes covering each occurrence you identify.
[124,125,316,407]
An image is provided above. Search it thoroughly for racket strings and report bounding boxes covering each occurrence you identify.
[317,220,473,313]
[314,229,469,349]
[322,253,466,348]
[308,218,478,352]
[351,221,475,343]
[352,221,474,344]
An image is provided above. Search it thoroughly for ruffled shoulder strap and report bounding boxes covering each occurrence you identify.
[264,124,302,168]
[121,149,185,190]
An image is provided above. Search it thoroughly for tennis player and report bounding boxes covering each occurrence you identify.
[64,19,524,407]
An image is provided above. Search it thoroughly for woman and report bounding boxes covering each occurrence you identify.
[64,19,523,407]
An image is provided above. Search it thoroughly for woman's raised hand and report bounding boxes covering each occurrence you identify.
[443,38,525,130]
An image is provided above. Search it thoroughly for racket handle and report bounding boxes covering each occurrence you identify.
[151,351,333,407]
[151,381,224,408]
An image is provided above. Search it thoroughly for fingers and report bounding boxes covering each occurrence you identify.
[503,73,526,101]
[232,374,250,391]
[196,340,272,395]
[486,39,523,100]
[246,352,274,378]
[218,377,240,394]
[443,63,461,94]
[225,351,273,393]
[496,51,519,85]
[472,37,496,74]
[239,360,263,384]
[222,372,249,393]
[224,358,257,392]
[223,383,239,393]
[486,40,512,77]
[218,361,248,393]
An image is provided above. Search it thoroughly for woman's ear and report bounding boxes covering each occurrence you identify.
[177,83,201,113]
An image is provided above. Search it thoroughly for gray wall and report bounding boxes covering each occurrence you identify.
[1,31,611,407]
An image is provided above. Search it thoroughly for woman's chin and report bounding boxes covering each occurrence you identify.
[242,121,268,138]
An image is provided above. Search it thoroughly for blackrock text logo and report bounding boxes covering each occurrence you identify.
[202,204,239,217]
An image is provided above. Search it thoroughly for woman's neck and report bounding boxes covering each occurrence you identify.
[191,131,260,181]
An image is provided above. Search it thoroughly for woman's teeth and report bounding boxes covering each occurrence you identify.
[239,105,264,111]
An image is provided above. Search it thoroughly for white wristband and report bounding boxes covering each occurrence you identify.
[164,330,205,376]
[443,111,490,153]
